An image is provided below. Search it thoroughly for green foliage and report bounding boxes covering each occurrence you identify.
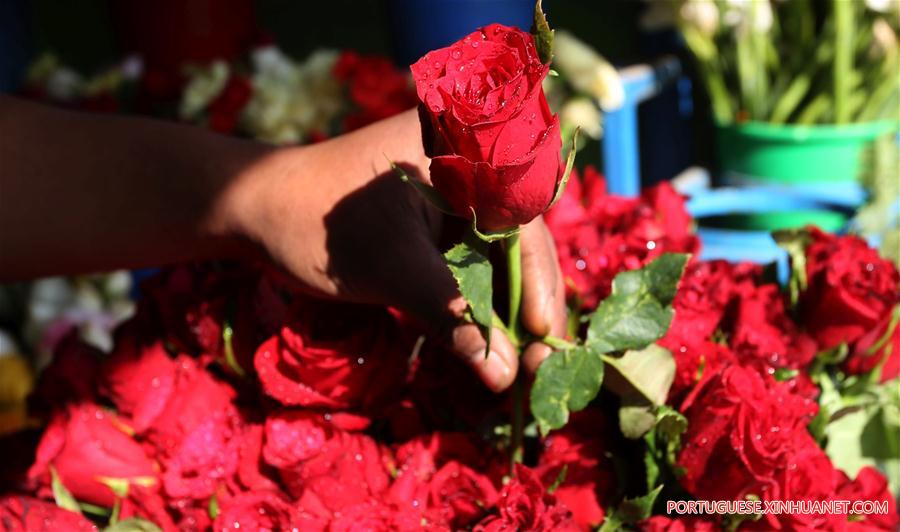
[530,345,605,436]
[444,234,493,353]
[586,254,688,353]
[547,128,579,210]
[531,0,554,65]
[644,407,688,490]
[598,485,663,532]
[530,254,688,436]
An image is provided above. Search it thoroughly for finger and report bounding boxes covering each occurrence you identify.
[522,278,567,375]
[450,323,519,393]
[522,218,568,375]
[520,216,563,337]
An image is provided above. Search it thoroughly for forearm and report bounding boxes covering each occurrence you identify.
[0,95,272,279]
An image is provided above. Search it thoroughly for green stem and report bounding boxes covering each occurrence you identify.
[506,231,524,472]
[506,232,522,344]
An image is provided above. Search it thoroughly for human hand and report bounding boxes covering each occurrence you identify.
[223,109,566,392]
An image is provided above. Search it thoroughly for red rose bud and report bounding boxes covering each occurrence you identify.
[411,24,562,231]
[27,403,159,508]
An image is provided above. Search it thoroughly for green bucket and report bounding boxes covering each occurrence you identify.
[713,120,897,231]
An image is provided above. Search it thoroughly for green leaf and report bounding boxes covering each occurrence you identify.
[530,345,605,435]
[586,254,689,354]
[389,159,455,215]
[50,466,82,515]
[861,405,900,461]
[599,485,664,531]
[547,128,579,210]
[641,253,689,306]
[444,234,493,354]
[773,228,812,307]
[531,0,554,64]
[603,344,676,407]
[103,518,163,532]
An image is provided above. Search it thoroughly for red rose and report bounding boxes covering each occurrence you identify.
[665,260,760,342]
[639,516,718,531]
[846,310,900,381]
[326,499,427,532]
[139,264,286,372]
[28,403,159,508]
[801,228,899,350]
[545,166,699,308]
[474,464,579,532]
[835,466,899,530]
[677,366,819,504]
[262,410,391,513]
[254,299,408,411]
[98,331,177,433]
[160,407,242,500]
[385,432,502,528]
[142,355,237,455]
[535,409,616,530]
[0,495,97,532]
[235,424,281,493]
[429,461,499,528]
[335,51,417,131]
[411,24,562,231]
[728,283,817,373]
[212,491,299,532]
[207,75,253,134]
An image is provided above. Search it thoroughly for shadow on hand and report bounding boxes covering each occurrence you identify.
[322,162,459,327]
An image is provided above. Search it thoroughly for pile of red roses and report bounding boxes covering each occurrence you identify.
[1,170,898,531]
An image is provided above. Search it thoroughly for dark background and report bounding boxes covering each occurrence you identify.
[6,0,713,182]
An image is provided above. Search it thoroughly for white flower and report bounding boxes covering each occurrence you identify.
[553,31,625,111]
[243,47,344,144]
[45,67,85,102]
[560,97,602,139]
[179,61,230,120]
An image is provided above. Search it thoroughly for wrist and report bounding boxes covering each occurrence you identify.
[202,139,283,261]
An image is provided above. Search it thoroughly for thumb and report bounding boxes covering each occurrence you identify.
[390,228,518,392]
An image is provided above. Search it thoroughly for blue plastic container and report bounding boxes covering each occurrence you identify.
[387,0,535,67]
